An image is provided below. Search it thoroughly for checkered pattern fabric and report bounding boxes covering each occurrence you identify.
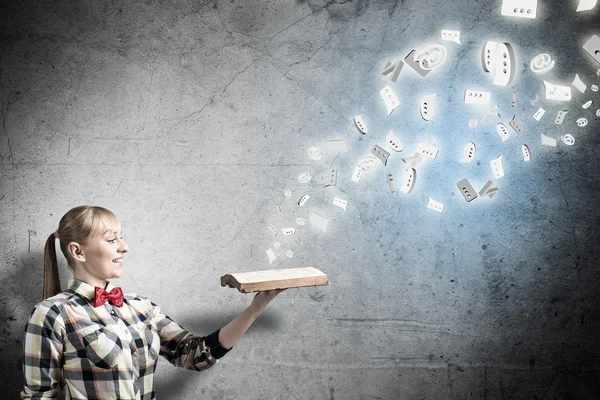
[21,279,230,399]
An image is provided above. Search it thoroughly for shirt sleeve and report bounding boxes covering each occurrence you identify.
[203,328,233,359]
[21,300,64,399]
[139,296,232,372]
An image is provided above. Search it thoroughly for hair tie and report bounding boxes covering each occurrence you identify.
[54,230,60,239]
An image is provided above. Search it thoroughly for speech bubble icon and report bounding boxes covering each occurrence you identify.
[459,142,476,163]
[441,29,461,44]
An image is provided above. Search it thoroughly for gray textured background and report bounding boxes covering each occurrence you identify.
[2,0,600,399]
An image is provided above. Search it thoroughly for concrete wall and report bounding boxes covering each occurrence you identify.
[1,0,599,398]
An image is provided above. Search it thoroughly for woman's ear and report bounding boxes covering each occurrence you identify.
[68,242,87,263]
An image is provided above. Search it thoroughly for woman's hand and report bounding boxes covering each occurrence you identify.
[250,288,286,314]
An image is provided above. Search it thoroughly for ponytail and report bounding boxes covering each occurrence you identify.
[43,232,61,299]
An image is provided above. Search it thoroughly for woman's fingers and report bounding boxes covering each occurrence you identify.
[253,288,286,305]
[268,288,286,299]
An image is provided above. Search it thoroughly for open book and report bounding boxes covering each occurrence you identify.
[220,267,330,293]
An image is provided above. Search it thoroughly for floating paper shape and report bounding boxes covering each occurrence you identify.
[420,94,437,121]
[284,189,291,198]
[530,94,539,106]
[298,172,312,183]
[359,156,378,171]
[464,90,491,104]
[509,116,524,135]
[416,141,439,159]
[561,134,575,146]
[298,194,310,206]
[592,85,599,92]
[382,59,404,82]
[380,86,400,115]
[482,105,501,124]
[351,166,363,183]
[441,29,461,44]
[427,136,438,149]
[582,100,593,109]
[267,224,277,237]
[468,118,478,128]
[576,118,588,127]
[494,43,516,86]
[572,74,587,93]
[481,41,516,86]
[400,168,417,193]
[371,145,390,166]
[544,81,572,101]
[273,241,281,249]
[285,250,294,258]
[530,53,555,74]
[457,178,478,202]
[415,43,448,70]
[386,173,395,193]
[307,147,324,160]
[401,153,425,168]
[555,110,568,124]
[490,155,505,179]
[541,133,557,147]
[328,138,348,152]
[333,197,348,211]
[501,0,537,18]
[309,212,329,233]
[496,123,510,142]
[576,0,598,12]
[460,142,476,163]
[354,115,368,134]
[512,92,517,108]
[479,180,499,198]
[266,248,277,264]
[522,145,531,161]
[282,227,296,235]
[427,197,444,212]
[404,43,448,77]
[597,109,600,117]
[314,168,337,187]
[533,107,545,121]
[481,41,498,72]
[386,131,403,152]
[583,35,600,65]
[295,218,306,226]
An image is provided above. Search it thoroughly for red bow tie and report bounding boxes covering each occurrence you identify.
[94,287,124,308]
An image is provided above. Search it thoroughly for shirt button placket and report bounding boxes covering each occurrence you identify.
[132,348,140,395]
[107,304,116,317]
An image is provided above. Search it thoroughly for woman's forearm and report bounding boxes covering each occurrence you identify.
[217,302,263,350]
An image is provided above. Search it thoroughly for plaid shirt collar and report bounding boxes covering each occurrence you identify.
[68,278,117,303]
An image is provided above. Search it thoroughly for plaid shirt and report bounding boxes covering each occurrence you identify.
[21,279,231,399]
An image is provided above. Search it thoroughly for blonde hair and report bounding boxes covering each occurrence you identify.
[44,206,119,299]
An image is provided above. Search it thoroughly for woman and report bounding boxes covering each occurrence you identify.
[21,205,284,399]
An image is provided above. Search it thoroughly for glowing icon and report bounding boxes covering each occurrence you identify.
[501,0,538,18]
[530,53,555,74]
